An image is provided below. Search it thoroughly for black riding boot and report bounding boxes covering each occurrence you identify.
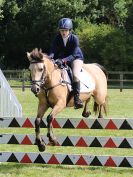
[72,81,83,109]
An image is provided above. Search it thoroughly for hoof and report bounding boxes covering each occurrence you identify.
[98,116,104,119]
[49,138,58,146]
[47,133,57,146]
[74,104,83,109]
[82,111,91,118]
[38,143,46,152]
[36,138,46,152]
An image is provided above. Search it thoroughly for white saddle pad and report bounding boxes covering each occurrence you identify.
[62,68,95,93]
[79,69,95,92]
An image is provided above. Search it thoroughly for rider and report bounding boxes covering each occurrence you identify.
[49,18,84,109]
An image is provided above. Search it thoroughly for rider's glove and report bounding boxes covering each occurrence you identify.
[48,53,54,59]
[55,59,64,68]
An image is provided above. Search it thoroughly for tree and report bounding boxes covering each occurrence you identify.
[0,0,133,69]
[0,0,20,68]
[82,0,132,27]
[76,21,133,71]
[125,2,133,34]
[0,0,86,69]
[0,0,4,20]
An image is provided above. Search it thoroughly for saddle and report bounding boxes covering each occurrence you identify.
[61,65,95,93]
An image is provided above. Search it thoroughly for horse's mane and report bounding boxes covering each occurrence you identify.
[30,48,49,62]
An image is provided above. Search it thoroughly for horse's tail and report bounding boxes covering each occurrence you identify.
[93,96,108,116]
[94,63,108,79]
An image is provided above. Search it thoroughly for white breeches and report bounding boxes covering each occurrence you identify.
[71,59,83,82]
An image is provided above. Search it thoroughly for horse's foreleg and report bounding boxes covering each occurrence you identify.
[46,114,57,146]
[82,97,91,118]
[35,103,48,152]
[35,117,46,151]
[47,101,66,145]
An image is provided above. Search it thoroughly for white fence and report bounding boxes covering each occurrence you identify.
[0,69,22,117]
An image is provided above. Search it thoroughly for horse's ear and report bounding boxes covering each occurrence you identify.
[39,52,43,60]
[38,48,43,60]
[34,48,38,54]
[27,52,32,61]
[39,48,42,53]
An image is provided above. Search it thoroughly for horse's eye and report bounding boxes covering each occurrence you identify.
[39,68,43,72]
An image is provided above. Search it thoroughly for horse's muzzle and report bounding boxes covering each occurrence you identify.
[31,85,40,96]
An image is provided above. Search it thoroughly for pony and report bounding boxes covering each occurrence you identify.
[27,48,108,152]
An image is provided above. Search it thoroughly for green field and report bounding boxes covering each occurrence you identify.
[0,89,133,177]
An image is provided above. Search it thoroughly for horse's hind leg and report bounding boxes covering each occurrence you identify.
[98,105,103,118]
[94,101,107,118]
[82,97,91,118]
[98,102,107,118]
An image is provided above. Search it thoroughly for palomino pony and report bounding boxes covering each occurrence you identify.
[27,48,108,152]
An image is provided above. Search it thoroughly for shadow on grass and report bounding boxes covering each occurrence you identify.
[0,163,133,174]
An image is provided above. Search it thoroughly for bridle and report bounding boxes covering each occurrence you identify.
[30,60,46,88]
[30,59,71,107]
[30,60,69,92]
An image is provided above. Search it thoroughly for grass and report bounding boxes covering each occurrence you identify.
[0,163,133,177]
[0,89,133,176]
[13,88,133,118]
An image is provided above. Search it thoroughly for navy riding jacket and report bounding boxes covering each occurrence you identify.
[49,33,84,63]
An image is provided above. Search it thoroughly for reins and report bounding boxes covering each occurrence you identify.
[41,79,71,91]
[30,58,71,107]
[30,59,71,90]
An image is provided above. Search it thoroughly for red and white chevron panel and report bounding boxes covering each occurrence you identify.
[0,152,133,168]
[0,117,133,129]
[0,134,133,148]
